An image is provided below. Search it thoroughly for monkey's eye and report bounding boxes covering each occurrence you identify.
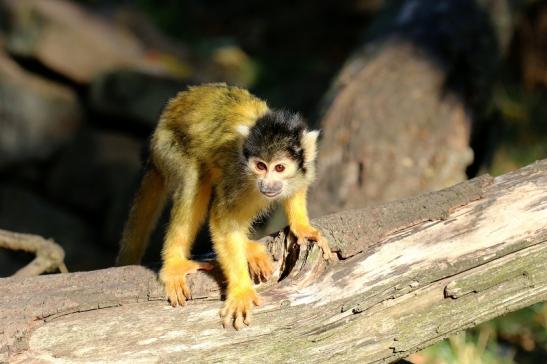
[256,161,267,171]
[275,164,285,173]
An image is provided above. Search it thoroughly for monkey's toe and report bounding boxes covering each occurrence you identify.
[220,287,260,330]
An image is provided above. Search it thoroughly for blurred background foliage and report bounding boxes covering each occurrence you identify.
[0,0,545,362]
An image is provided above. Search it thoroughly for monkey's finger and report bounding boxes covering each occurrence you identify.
[176,284,187,305]
[296,237,307,247]
[252,294,262,307]
[221,306,235,328]
[317,237,333,260]
[234,310,244,330]
[236,300,251,329]
[297,234,332,261]
[166,283,178,307]
[220,302,233,319]
[252,271,261,284]
[258,268,267,283]
[180,280,192,300]
[222,316,232,329]
[243,308,252,326]
[248,261,258,280]
[255,259,265,275]
[220,303,229,318]
[256,270,263,283]
[258,260,272,282]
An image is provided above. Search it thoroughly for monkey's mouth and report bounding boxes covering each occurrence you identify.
[261,191,281,198]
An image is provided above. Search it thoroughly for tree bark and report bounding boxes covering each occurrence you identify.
[309,0,516,216]
[2,159,546,363]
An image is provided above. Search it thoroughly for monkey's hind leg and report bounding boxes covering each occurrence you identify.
[246,240,273,283]
[160,172,213,307]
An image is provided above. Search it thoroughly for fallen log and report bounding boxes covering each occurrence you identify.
[1,159,546,363]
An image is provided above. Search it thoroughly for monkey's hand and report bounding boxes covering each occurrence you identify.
[290,224,333,260]
[246,240,273,283]
[159,259,214,306]
[220,286,261,330]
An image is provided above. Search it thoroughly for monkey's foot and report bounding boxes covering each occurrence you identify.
[220,286,261,330]
[291,224,333,260]
[159,259,214,306]
[246,241,273,282]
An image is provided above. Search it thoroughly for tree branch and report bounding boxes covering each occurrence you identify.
[1,159,546,363]
[0,229,67,277]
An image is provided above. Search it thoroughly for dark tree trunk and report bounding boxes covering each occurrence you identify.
[309,0,516,216]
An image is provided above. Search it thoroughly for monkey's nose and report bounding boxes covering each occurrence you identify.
[259,181,282,198]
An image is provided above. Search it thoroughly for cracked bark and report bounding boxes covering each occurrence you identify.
[1,159,546,363]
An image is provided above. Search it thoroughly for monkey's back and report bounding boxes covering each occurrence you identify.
[155,84,268,162]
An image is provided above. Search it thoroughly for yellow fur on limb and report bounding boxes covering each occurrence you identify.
[117,166,167,265]
[284,188,332,259]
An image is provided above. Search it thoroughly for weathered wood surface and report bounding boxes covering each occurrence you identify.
[2,159,546,363]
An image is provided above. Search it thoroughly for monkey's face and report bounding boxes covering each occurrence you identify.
[247,155,301,199]
[241,109,319,199]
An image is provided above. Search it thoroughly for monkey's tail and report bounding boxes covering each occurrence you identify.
[116,165,168,266]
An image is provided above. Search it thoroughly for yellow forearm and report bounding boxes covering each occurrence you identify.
[283,188,311,230]
[283,188,332,259]
[210,216,253,291]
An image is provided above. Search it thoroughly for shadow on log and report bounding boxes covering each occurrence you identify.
[1,159,546,363]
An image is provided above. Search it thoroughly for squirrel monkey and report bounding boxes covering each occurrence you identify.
[117,83,331,329]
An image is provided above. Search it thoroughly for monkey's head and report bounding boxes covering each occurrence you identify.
[240,110,319,200]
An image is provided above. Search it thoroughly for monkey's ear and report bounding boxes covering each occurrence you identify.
[235,124,250,137]
[301,130,320,163]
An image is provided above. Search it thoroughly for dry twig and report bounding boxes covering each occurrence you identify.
[0,229,67,277]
